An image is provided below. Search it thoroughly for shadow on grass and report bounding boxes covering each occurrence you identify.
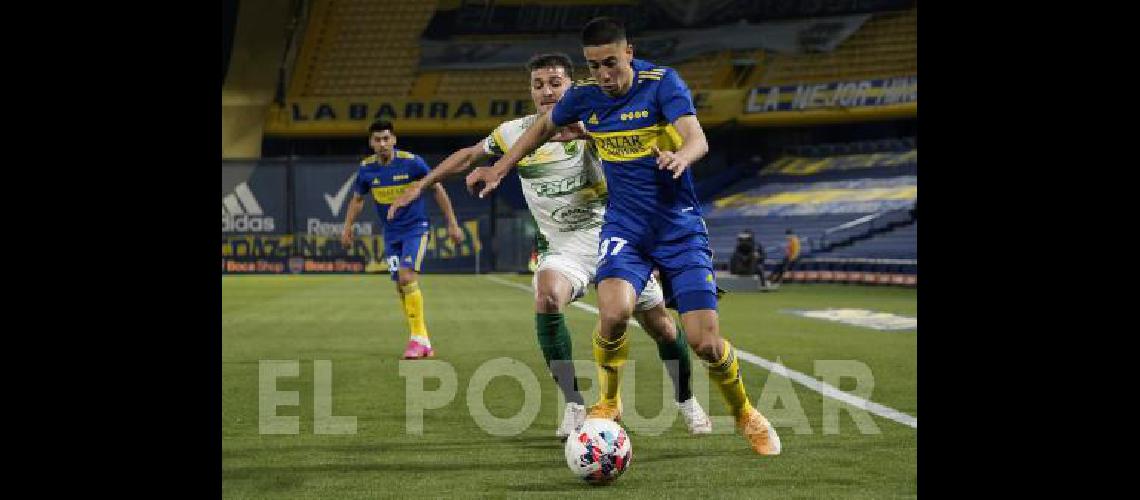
[223,457,560,479]
[223,434,559,459]
[503,480,590,493]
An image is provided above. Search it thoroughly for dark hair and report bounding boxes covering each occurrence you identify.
[786,229,794,235]
[581,17,627,46]
[369,120,394,135]
[526,52,574,79]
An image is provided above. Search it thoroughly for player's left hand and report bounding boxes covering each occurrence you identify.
[651,145,691,179]
[447,224,465,245]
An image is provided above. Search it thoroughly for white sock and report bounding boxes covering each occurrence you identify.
[411,335,431,347]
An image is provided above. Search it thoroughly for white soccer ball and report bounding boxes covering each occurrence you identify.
[564,418,632,485]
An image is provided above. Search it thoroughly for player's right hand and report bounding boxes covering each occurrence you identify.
[465,166,504,199]
[387,184,422,220]
[550,121,589,142]
[340,226,354,248]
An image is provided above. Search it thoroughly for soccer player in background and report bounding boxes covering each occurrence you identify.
[340,120,465,360]
[465,18,780,456]
[387,53,712,438]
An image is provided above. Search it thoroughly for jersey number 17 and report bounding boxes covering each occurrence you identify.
[597,237,628,263]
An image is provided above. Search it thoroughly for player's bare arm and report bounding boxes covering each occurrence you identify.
[465,112,558,198]
[389,143,489,220]
[652,114,709,179]
[431,182,466,245]
[340,193,366,247]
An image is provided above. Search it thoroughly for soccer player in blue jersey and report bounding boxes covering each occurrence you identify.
[341,120,465,360]
[387,54,712,438]
[465,18,780,455]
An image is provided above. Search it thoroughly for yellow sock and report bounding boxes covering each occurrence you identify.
[592,322,628,407]
[707,339,754,419]
[399,282,428,338]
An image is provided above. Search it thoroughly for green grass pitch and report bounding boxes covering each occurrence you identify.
[222,274,916,499]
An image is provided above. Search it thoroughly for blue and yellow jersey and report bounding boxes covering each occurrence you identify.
[550,58,702,241]
[354,149,431,238]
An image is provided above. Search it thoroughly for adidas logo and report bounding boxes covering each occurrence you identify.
[222,182,275,232]
[222,182,262,216]
[588,113,599,125]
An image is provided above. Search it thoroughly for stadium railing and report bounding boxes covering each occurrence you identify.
[812,206,915,254]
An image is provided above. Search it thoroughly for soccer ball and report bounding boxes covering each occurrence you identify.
[564,418,632,485]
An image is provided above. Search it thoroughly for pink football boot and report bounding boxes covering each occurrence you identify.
[402,339,434,360]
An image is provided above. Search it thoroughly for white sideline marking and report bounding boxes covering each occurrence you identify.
[482,274,918,429]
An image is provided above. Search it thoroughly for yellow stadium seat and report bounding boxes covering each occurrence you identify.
[290,2,911,99]
[755,7,915,87]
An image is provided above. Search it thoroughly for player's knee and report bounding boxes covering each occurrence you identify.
[693,340,722,363]
[534,291,564,313]
[646,311,677,343]
[691,327,723,361]
[598,306,633,335]
[657,321,678,344]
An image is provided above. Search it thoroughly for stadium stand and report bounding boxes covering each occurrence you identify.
[671,50,735,90]
[429,54,730,98]
[283,2,914,100]
[757,7,916,86]
[705,141,916,273]
[433,66,594,97]
[820,221,917,260]
[289,0,438,97]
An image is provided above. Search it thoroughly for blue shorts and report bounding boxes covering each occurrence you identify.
[385,232,429,281]
[595,226,718,313]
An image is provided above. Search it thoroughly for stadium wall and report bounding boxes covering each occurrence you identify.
[263,78,914,137]
[222,158,497,275]
[223,0,293,158]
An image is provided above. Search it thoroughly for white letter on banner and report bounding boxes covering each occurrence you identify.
[857,81,872,107]
[745,88,762,113]
[812,84,829,109]
[793,85,813,110]
[763,87,781,112]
